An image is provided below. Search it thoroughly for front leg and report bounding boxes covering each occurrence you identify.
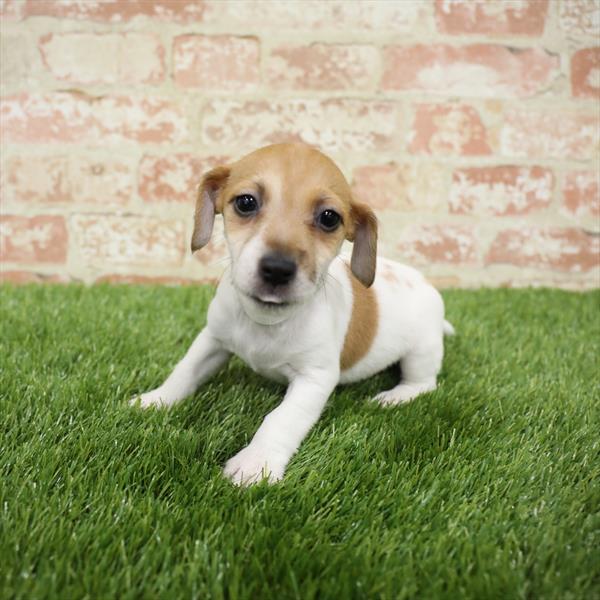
[131,328,230,409]
[224,370,338,485]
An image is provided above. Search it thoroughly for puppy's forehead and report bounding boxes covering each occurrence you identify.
[228,144,351,201]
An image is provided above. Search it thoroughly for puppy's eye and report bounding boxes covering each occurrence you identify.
[317,209,341,232]
[233,194,258,216]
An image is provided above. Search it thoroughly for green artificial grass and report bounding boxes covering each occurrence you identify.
[1,284,598,600]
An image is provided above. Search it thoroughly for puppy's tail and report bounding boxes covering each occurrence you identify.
[443,320,456,336]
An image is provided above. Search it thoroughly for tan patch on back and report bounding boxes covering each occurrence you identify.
[340,264,379,371]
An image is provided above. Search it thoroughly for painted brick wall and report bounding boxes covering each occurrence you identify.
[1,0,598,288]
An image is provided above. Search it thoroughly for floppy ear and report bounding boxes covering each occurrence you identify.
[191,166,230,252]
[348,201,378,288]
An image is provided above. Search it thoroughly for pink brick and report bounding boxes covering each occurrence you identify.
[0,0,23,20]
[409,104,491,156]
[500,108,599,159]
[486,228,599,272]
[39,33,165,85]
[559,0,600,37]
[0,215,67,263]
[201,99,400,154]
[0,93,187,144]
[397,225,478,265]
[450,166,554,216]
[139,154,225,203]
[351,163,447,211]
[435,0,548,35]
[5,155,132,205]
[382,45,558,97]
[562,171,600,219]
[201,1,425,32]
[95,274,200,285]
[0,270,72,284]
[571,48,600,99]
[267,43,378,90]
[24,0,206,22]
[71,215,185,266]
[173,35,259,90]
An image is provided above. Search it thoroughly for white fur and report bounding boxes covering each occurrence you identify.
[132,249,453,486]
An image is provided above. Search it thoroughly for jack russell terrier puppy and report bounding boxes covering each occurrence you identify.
[132,143,454,486]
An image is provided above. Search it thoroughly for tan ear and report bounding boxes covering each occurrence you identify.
[191,166,230,252]
[349,202,378,288]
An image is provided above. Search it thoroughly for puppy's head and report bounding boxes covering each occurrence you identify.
[192,143,377,313]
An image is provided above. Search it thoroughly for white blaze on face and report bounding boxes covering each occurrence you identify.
[225,225,319,307]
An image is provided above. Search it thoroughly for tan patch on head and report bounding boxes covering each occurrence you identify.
[221,143,353,282]
[341,265,379,371]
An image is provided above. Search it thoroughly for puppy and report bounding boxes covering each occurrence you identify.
[132,143,454,485]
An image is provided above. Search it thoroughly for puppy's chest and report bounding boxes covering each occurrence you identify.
[218,320,296,383]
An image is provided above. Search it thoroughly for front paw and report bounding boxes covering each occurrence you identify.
[129,388,170,409]
[223,444,287,486]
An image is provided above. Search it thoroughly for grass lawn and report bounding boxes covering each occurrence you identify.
[1,284,599,599]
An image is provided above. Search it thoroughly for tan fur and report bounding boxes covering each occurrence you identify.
[192,143,377,287]
[340,265,379,371]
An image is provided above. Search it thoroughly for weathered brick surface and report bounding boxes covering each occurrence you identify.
[23,0,206,22]
[0,0,23,20]
[383,45,558,97]
[173,35,259,89]
[397,225,479,266]
[267,44,378,91]
[1,0,598,288]
[5,155,133,205]
[435,0,548,35]
[486,228,599,272]
[201,99,400,153]
[500,108,599,159]
[409,104,491,156]
[450,166,554,216]
[39,33,165,85]
[559,0,600,37]
[562,171,600,219]
[1,33,37,88]
[200,1,426,31]
[1,93,187,144]
[571,48,600,99]
[96,274,200,285]
[139,154,224,203]
[0,270,72,284]
[0,215,67,263]
[352,163,447,211]
[70,215,185,266]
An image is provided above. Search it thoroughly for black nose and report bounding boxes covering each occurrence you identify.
[259,254,297,286]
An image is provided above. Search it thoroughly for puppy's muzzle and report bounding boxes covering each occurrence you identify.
[259,253,297,286]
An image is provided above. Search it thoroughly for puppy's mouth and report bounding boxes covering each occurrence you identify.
[247,293,291,308]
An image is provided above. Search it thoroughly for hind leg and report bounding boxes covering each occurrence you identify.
[373,340,443,407]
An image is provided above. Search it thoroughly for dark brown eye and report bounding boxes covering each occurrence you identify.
[317,209,341,232]
[233,194,258,216]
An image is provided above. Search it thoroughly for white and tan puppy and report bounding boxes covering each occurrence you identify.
[132,143,454,485]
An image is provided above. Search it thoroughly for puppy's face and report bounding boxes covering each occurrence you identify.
[192,143,377,312]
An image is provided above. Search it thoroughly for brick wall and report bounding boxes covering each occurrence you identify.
[1,0,598,288]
